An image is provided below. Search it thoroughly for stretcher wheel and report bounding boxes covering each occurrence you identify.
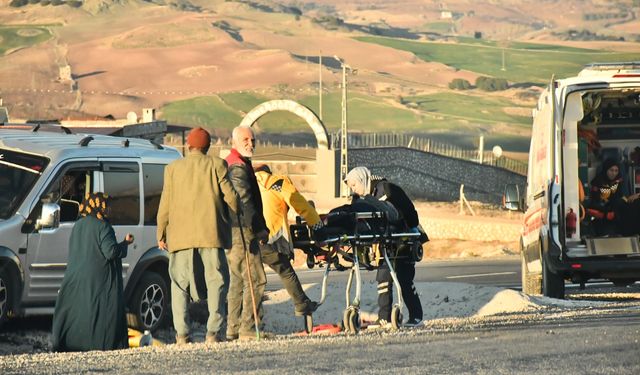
[342,308,360,334]
[411,242,423,262]
[391,305,403,330]
[347,309,360,334]
[306,253,315,269]
[304,314,314,334]
[342,309,350,333]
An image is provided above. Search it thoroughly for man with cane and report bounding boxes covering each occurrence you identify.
[225,125,270,341]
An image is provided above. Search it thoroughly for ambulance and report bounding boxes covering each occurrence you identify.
[505,62,640,298]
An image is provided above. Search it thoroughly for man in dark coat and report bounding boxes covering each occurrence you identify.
[225,125,269,341]
[52,192,133,351]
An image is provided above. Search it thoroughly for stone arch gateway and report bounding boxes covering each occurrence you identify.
[238,99,329,150]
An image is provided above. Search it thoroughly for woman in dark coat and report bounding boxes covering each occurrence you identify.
[52,192,134,352]
[588,159,640,236]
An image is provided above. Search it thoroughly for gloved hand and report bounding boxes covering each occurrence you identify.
[312,226,328,242]
[256,229,269,245]
[606,211,616,221]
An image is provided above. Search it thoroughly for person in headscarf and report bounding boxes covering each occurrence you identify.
[52,192,134,351]
[344,167,425,328]
[588,159,640,236]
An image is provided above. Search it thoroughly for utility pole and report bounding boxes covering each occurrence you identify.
[501,48,506,71]
[335,55,352,197]
[319,52,323,121]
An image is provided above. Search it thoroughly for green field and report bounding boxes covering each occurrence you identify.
[160,91,428,133]
[159,89,532,151]
[0,26,53,55]
[356,36,640,83]
[160,96,243,131]
[404,92,531,126]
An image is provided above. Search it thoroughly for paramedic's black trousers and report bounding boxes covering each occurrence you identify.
[376,259,423,322]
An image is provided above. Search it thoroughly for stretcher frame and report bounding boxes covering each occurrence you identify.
[291,211,422,333]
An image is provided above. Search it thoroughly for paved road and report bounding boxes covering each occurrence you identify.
[267,258,522,291]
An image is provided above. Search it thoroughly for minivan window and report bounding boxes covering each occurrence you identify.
[22,164,99,233]
[142,164,165,225]
[103,162,140,225]
[0,149,49,220]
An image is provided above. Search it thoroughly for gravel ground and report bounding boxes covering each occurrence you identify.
[2,283,640,374]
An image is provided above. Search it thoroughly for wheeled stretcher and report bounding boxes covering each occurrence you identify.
[290,209,423,334]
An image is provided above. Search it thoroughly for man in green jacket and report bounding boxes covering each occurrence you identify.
[157,127,239,344]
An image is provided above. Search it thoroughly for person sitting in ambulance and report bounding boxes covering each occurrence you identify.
[588,159,640,236]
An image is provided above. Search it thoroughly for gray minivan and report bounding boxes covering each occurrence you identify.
[0,129,181,331]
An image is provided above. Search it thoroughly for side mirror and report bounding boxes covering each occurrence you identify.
[503,184,523,212]
[36,202,60,230]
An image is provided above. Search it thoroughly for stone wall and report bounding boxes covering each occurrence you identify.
[348,147,526,204]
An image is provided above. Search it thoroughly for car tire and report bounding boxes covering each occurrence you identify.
[127,272,168,332]
[0,266,15,329]
[521,249,542,295]
[542,254,565,299]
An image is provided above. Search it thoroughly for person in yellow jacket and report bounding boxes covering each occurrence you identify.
[254,164,324,317]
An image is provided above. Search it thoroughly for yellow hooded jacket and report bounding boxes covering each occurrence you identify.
[255,170,322,246]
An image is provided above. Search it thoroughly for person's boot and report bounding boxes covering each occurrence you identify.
[295,301,319,317]
[206,332,222,344]
[175,334,190,345]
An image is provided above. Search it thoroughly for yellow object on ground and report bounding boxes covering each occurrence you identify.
[128,328,165,347]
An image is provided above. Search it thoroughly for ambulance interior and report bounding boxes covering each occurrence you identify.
[564,88,640,255]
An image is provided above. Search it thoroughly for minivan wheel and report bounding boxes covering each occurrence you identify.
[0,267,14,328]
[521,250,541,295]
[127,272,168,332]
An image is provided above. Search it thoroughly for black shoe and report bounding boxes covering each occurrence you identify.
[404,318,423,328]
[295,301,319,317]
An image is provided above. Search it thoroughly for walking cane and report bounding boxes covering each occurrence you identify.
[237,213,261,341]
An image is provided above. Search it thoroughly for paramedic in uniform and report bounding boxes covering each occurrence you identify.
[344,166,424,328]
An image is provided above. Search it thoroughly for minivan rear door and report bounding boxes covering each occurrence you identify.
[99,159,144,287]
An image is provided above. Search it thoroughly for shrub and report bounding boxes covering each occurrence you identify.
[67,0,82,7]
[9,0,29,7]
[476,76,509,91]
[449,78,471,90]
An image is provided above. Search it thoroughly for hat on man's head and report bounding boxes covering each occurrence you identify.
[187,127,211,149]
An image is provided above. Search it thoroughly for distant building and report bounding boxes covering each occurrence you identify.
[59,65,72,82]
[441,10,453,19]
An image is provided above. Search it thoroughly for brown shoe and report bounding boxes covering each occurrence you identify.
[226,333,239,341]
[238,331,274,341]
[206,332,222,344]
[175,334,190,345]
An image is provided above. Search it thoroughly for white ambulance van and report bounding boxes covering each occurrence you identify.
[505,62,640,298]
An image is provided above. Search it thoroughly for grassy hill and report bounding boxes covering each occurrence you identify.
[356,36,640,83]
[0,25,52,55]
[1,0,640,154]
